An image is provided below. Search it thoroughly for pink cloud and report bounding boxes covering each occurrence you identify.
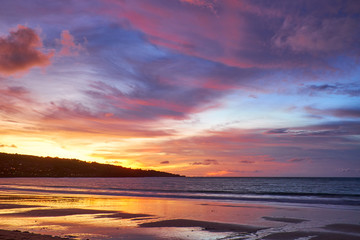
[180,0,218,13]
[87,81,224,121]
[58,30,84,56]
[97,0,360,71]
[0,25,53,75]
[0,86,32,114]
[40,101,176,138]
[102,0,260,68]
[240,160,254,164]
[191,159,219,165]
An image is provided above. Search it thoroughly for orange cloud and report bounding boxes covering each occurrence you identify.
[206,170,230,176]
[0,25,53,75]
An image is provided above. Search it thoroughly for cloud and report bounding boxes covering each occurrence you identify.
[305,106,360,119]
[206,170,230,176]
[40,100,176,138]
[206,169,262,176]
[273,16,359,53]
[180,0,218,13]
[58,30,84,56]
[140,121,359,169]
[301,83,360,97]
[265,121,360,137]
[240,160,254,164]
[338,168,360,173]
[288,158,310,163]
[0,25,53,75]
[0,144,17,148]
[100,0,360,71]
[0,86,32,114]
[265,128,289,134]
[100,0,280,69]
[191,159,219,165]
[160,161,169,164]
[84,74,229,121]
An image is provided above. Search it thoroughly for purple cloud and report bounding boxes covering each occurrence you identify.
[98,0,360,71]
[191,159,219,165]
[240,160,254,164]
[305,106,360,119]
[288,158,310,163]
[265,128,289,134]
[301,83,360,97]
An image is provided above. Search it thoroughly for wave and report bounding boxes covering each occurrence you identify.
[1,184,359,207]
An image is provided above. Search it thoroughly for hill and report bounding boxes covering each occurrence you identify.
[0,152,182,177]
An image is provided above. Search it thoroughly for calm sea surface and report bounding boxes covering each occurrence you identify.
[0,177,359,207]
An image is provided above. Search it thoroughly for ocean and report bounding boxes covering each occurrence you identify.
[1,177,359,207]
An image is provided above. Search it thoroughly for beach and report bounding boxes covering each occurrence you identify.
[0,194,359,239]
[0,178,359,239]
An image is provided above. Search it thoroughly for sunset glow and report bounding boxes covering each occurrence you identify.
[0,0,359,176]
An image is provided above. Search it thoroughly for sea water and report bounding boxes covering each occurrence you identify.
[0,177,359,207]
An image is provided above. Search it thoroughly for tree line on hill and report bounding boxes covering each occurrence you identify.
[0,152,182,177]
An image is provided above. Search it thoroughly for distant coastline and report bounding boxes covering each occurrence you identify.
[0,152,182,178]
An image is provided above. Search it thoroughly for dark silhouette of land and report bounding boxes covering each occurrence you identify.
[0,152,182,177]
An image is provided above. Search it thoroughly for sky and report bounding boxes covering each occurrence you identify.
[0,0,359,177]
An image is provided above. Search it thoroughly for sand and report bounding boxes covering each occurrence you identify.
[0,229,70,240]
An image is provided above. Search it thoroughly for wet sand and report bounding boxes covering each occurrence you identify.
[0,203,43,209]
[139,218,265,232]
[262,230,360,240]
[262,216,308,223]
[0,193,359,240]
[322,223,360,234]
[2,208,115,217]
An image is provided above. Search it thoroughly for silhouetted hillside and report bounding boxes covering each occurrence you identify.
[0,152,182,177]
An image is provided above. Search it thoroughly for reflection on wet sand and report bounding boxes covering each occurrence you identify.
[0,193,359,240]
